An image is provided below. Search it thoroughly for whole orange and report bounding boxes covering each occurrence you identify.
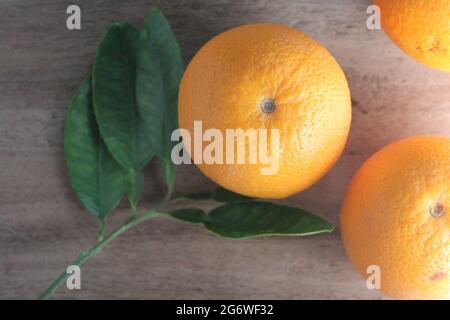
[340,136,450,299]
[374,0,450,72]
[178,23,351,199]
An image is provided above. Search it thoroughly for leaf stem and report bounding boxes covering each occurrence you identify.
[131,204,137,217]
[97,219,106,242]
[37,209,161,300]
[164,189,172,202]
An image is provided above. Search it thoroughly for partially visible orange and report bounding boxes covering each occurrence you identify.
[178,23,351,199]
[341,136,450,299]
[375,0,450,72]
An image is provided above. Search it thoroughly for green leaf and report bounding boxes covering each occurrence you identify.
[93,22,154,172]
[136,8,184,194]
[168,208,206,224]
[165,201,334,239]
[203,202,334,239]
[212,187,255,203]
[64,76,126,220]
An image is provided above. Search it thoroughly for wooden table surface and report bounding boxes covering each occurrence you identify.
[1,0,449,300]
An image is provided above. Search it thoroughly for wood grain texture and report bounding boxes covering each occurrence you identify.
[1,0,449,300]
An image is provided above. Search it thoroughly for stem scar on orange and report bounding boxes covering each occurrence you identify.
[341,135,450,299]
[178,23,351,199]
[375,0,450,72]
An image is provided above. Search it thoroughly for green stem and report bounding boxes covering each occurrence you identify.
[131,204,137,217]
[37,209,161,300]
[164,189,173,202]
[166,196,184,205]
[97,220,106,242]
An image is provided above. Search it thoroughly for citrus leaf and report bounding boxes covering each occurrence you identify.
[93,22,154,172]
[165,201,334,239]
[136,8,184,194]
[203,202,334,239]
[93,22,154,207]
[212,187,255,203]
[64,76,126,220]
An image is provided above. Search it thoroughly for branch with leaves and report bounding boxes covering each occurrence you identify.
[38,8,334,300]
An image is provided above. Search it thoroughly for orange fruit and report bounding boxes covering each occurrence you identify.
[374,0,450,72]
[340,135,450,299]
[178,23,351,199]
